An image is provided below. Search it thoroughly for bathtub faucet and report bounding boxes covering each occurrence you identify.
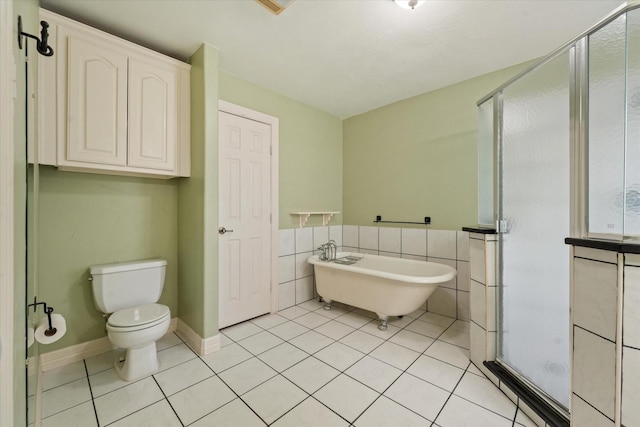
[317,240,337,262]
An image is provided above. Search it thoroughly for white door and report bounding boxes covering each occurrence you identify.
[218,111,272,328]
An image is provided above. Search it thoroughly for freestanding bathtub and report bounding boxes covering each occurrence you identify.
[308,252,457,330]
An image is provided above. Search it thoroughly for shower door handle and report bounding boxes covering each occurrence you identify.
[218,227,234,235]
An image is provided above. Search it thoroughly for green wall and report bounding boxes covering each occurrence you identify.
[219,71,343,229]
[178,43,220,338]
[30,31,532,358]
[343,61,535,230]
[32,43,344,350]
[37,168,179,351]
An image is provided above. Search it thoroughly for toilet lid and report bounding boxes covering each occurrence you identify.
[108,303,170,328]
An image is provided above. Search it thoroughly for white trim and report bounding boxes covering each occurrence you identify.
[218,100,280,314]
[175,319,221,356]
[33,360,43,427]
[0,1,16,426]
[201,333,222,355]
[39,337,113,372]
[37,317,178,372]
[615,253,624,424]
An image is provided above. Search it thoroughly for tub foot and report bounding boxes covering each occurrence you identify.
[377,315,388,331]
[323,300,333,311]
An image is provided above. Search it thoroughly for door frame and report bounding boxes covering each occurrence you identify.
[218,100,280,314]
[0,1,16,425]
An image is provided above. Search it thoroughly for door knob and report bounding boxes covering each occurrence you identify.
[218,227,234,235]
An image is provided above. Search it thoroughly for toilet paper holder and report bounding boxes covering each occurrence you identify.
[27,297,57,337]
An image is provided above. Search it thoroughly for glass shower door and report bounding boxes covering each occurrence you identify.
[498,50,571,410]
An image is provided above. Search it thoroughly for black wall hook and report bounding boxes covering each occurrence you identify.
[18,15,54,57]
[27,297,57,337]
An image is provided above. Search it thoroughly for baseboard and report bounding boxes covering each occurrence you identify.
[37,317,178,372]
[175,319,220,356]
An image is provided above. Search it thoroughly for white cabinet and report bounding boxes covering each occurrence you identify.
[62,27,128,167]
[37,9,190,178]
[127,56,177,171]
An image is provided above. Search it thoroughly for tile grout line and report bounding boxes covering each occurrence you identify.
[90,339,192,426]
[198,358,271,426]
[76,297,498,427]
[183,351,248,425]
[258,304,410,425]
[572,392,615,423]
[84,359,101,427]
[150,375,185,426]
[425,321,521,423]
[266,389,350,426]
[429,362,472,426]
[99,382,171,426]
[346,314,459,426]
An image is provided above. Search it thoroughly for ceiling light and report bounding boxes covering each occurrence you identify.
[394,0,426,10]
[256,0,295,15]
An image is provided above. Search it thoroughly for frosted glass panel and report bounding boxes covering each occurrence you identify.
[478,98,494,226]
[588,15,626,235]
[626,10,640,235]
[499,51,570,409]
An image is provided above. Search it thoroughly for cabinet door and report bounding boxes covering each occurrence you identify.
[127,56,177,172]
[62,27,128,166]
[35,14,57,166]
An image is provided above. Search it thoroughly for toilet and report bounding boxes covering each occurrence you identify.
[89,259,171,381]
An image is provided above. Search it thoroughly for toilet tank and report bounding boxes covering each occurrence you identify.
[90,259,167,313]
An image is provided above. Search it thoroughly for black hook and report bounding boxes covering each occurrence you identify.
[27,297,57,336]
[18,16,54,57]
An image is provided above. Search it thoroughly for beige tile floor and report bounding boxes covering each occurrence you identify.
[33,300,538,426]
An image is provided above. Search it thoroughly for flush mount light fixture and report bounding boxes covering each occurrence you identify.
[394,0,426,10]
[256,0,296,15]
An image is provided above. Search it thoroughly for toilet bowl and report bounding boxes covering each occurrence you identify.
[90,259,170,381]
[106,303,171,381]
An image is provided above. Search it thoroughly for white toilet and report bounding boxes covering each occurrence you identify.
[90,259,171,381]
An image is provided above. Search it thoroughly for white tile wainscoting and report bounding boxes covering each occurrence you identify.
[278,226,471,322]
[565,245,640,427]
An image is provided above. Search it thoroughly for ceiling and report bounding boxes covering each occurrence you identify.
[40,0,626,119]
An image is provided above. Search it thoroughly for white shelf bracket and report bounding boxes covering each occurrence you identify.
[291,211,340,228]
[298,213,311,228]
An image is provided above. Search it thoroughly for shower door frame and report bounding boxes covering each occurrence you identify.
[495,55,571,419]
[491,38,587,420]
[0,1,17,426]
[476,2,640,425]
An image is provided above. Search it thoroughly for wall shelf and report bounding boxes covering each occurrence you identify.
[291,212,339,228]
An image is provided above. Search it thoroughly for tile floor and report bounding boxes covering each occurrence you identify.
[33,300,538,426]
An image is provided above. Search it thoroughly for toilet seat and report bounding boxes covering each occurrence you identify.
[107,303,170,332]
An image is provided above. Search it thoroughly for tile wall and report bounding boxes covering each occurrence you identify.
[278,226,343,310]
[468,232,497,368]
[571,247,617,426]
[621,255,640,427]
[278,226,471,321]
[568,245,640,427]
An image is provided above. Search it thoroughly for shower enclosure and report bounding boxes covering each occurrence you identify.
[477,1,640,420]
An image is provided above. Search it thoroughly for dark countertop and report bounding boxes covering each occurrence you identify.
[565,237,640,254]
[462,226,496,234]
